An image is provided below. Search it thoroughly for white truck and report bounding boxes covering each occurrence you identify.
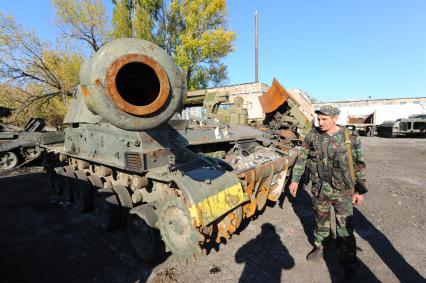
[345,112,376,137]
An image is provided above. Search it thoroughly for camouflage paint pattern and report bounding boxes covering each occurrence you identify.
[291,127,366,187]
[311,182,353,243]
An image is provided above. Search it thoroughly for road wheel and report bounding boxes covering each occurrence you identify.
[62,166,76,202]
[156,196,202,258]
[128,205,165,262]
[53,167,66,195]
[0,151,19,170]
[47,166,57,190]
[74,170,93,212]
[94,188,121,231]
[112,184,133,227]
[88,175,103,211]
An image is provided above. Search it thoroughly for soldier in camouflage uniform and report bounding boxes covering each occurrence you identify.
[289,105,367,281]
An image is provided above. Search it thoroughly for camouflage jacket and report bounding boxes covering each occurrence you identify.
[291,127,366,191]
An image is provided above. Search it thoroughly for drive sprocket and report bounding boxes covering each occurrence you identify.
[156,195,202,259]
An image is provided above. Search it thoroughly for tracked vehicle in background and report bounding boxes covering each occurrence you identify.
[377,115,426,138]
[0,118,63,170]
[44,38,301,262]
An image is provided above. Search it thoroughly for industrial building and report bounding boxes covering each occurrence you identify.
[316,97,426,125]
[187,82,426,125]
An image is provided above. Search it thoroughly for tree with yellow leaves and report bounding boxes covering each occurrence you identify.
[112,0,235,90]
[0,13,82,127]
[52,0,108,52]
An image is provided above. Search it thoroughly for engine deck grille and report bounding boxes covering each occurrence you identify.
[124,152,143,172]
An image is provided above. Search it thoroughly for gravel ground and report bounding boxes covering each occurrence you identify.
[0,137,425,283]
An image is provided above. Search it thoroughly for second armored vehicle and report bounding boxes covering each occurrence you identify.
[0,118,64,170]
[377,114,426,138]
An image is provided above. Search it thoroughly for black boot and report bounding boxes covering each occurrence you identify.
[306,244,323,262]
[342,267,356,283]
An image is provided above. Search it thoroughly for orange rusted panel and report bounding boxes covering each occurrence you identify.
[214,206,243,243]
[255,185,269,211]
[279,129,297,139]
[80,85,90,97]
[256,168,273,211]
[232,206,243,230]
[244,170,255,195]
[243,200,257,218]
[242,170,257,218]
[259,78,290,113]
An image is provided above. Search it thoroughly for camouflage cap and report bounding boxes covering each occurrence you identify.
[315,105,340,116]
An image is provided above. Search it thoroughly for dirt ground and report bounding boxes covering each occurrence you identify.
[0,137,425,283]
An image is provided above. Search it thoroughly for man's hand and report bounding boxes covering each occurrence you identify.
[352,193,364,206]
[289,182,299,197]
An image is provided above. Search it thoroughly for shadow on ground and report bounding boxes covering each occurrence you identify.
[234,223,294,283]
[0,171,159,283]
[281,187,424,282]
[354,209,425,282]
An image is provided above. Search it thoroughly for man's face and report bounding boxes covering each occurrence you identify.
[317,114,338,132]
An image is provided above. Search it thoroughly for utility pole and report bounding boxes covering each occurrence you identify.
[255,11,259,83]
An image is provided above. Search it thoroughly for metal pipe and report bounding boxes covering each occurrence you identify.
[255,11,258,83]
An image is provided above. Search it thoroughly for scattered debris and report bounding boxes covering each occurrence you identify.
[150,268,179,283]
[209,265,222,274]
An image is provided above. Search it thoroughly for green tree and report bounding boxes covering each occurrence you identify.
[53,0,108,52]
[172,0,235,90]
[112,0,132,38]
[0,13,82,127]
[112,0,235,90]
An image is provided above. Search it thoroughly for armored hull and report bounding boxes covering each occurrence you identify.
[45,38,297,261]
[377,116,426,138]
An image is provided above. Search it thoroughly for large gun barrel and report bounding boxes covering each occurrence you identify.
[79,38,186,131]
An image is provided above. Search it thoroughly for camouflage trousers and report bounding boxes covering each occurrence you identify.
[312,181,357,269]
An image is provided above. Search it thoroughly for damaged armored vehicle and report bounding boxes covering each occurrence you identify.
[183,91,249,125]
[259,79,314,148]
[44,38,306,262]
[0,118,64,170]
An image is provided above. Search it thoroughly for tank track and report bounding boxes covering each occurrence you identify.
[46,144,293,262]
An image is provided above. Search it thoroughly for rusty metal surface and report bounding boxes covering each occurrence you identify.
[78,38,185,131]
[260,78,314,143]
[242,170,257,218]
[259,78,290,114]
[209,154,289,244]
[216,206,242,242]
[105,54,170,116]
[279,129,297,139]
[80,85,90,97]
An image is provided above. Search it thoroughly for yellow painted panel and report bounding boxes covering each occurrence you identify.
[188,183,246,226]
